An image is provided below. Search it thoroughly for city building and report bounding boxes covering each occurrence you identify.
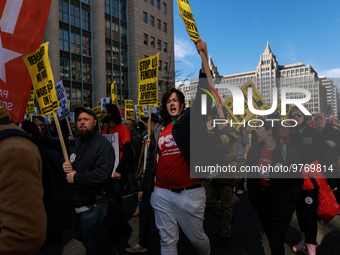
[182,43,328,115]
[44,0,174,110]
[320,76,340,117]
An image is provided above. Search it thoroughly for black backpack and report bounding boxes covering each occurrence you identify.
[0,129,71,247]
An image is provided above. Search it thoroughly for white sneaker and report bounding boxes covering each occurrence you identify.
[125,243,147,253]
[237,189,244,195]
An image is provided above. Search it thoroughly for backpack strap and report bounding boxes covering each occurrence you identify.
[281,143,287,164]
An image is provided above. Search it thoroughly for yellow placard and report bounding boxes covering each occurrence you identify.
[23,42,59,116]
[111,81,118,106]
[276,100,290,122]
[177,0,200,42]
[137,105,145,118]
[223,81,267,130]
[91,106,102,125]
[188,100,194,107]
[97,101,101,107]
[25,90,35,115]
[138,53,159,106]
[125,100,135,120]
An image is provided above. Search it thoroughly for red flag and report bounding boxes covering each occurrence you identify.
[0,0,52,123]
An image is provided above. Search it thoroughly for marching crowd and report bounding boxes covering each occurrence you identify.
[0,39,340,255]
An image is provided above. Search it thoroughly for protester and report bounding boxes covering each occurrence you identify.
[123,118,142,216]
[288,106,337,255]
[0,108,47,254]
[101,103,132,191]
[247,119,303,255]
[205,108,238,248]
[315,112,340,204]
[126,113,160,253]
[235,126,250,194]
[63,107,115,254]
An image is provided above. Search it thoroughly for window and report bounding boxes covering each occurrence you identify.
[150,16,154,26]
[144,34,148,45]
[59,0,68,23]
[121,26,127,44]
[82,10,90,30]
[120,2,126,21]
[70,5,80,27]
[121,49,128,66]
[82,63,91,83]
[82,36,91,57]
[150,0,154,5]
[59,29,69,51]
[112,22,119,41]
[151,37,155,48]
[143,12,147,23]
[159,60,162,70]
[105,20,110,38]
[112,0,119,18]
[157,0,160,9]
[163,3,167,13]
[164,62,168,72]
[157,19,161,30]
[71,33,81,54]
[164,42,168,52]
[163,22,167,33]
[105,0,110,14]
[60,58,70,80]
[105,44,111,63]
[72,61,81,82]
[157,39,161,50]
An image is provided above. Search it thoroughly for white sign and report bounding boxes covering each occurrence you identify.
[101,97,110,112]
[103,133,119,176]
[55,80,70,120]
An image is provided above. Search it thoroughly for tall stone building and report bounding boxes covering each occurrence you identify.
[44,0,174,110]
[182,43,328,115]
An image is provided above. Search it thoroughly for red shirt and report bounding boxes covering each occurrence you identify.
[258,147,273,187]
[155,123,199,189]
[102,123,130,160]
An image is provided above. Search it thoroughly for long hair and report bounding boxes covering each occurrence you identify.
[104,103,122,124]
[160,88,185,126]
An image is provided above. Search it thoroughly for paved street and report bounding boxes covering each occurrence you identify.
[55,189,340,255]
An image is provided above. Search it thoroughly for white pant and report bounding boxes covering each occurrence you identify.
[150,186,210,255]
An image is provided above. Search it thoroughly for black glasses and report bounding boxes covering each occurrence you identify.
[290,112,303,118]
[101,111,107,114]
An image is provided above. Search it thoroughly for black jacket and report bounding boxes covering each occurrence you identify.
[68,130,115,207]
[126,129,142,173]
[319,123,340,165]
[247,143,303,221]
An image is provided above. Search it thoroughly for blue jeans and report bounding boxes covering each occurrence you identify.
[115,172,139,210]
[139,196,152,247]
[72,201,109,255]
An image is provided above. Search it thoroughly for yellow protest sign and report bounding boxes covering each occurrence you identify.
[138,53,159,106]
[223,81,267,130]
[25,90,35,115]
[177,0,199,42]
[137,105,145,119]
[276,100,290,122]
[125,100,136,120]
[111,81,118,106]
[91,106,102,125]
[97,101,101,107]
[23,42,59,116]
[188,100,194,107]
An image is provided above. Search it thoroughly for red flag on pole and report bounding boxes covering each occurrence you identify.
[0,0,52,123]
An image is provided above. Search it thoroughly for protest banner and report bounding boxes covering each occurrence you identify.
[97,101,101,107]
[25,90,35,115]
[101,97,110,111]
[188,100,194,108]
[119,106,125,120]
[23,42,59,116]
[55,81,70,120]
[124,100,135,120]
[103,133,119,176]
[223,81,267,130]
[176,0,224,119]
[138,53,159,106]
[111,81,118,106]
[0,0,52,123]
[276,100,290,121]
[134,105,145,121]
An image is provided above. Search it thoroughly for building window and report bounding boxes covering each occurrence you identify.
[106,44,111,63]
[71,33,81,54]
[59,0,68,23]
[163,22,167,33]
[59,29,69,51]
[105,20,110,38]
[163,3,167,13]
[105,0,110,14]
[121,26,127,44]
[150,16,154,26]
[157,0,160,9]
[82,63,91,83]
[164,62,168,72]
[151,37,155,48]
[159,60,162,70]
[70,5,80,27]
[164,42,168,52]
[112,0,119,18]
[82,36,91,57]
[82,10,91,31]
[121,49,128,66]
[72,61,81,82]
[144,34,148,45]
[112,22,119,41]
[157,19,161,30]
[60,58,70,80]
[157,39,161,50]
[120,2,126,21]
[143,12,147,23]
[150,0,154,5]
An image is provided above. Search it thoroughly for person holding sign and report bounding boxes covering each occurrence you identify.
[62,107,115,254]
